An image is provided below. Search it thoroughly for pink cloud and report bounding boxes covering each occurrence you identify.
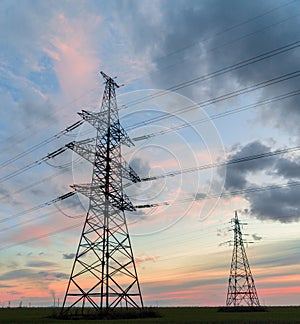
[135,254,160,265]
[42,12,103,125]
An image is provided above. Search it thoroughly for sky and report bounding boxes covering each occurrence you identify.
[0,0,300,308]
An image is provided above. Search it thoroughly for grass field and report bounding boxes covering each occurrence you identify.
[0,306,299,323]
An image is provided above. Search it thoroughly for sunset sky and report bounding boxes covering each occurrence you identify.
[0,0,300,307]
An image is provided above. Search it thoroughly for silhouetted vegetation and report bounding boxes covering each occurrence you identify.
[52,306,161,320]
[218,306,267,312]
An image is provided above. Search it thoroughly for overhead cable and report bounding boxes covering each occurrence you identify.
[135,181,300,209]
[140,145,300,182]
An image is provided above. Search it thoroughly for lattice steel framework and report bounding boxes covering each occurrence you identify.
[226,211,260,307]
[61,72,143,315]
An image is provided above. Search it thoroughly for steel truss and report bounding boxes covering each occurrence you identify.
[61,72,143,315]
[226,211,260,307]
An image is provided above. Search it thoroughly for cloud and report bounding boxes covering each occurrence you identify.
[46,12,101,102]
[215,140,300,222]
[143,277,225,296]
[247,184,300,223]
[135,254,160,265]
[38,271,69,279]
[0,269,35,280]
[63,253,75,259]
[0,268,69,283]
[0,284,14,288]
[221,140,273,190]
[195,193,206,200]
[115,0,300,135]
[129,157,151,178]
[26,261,57,268]
[252,233,262,241]
[271,157,300,179]
[252,239,300,269]
[220,140,300,188]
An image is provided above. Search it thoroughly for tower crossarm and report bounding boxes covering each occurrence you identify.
[71,183,136,212]
[78,110,107,133]
[66,138,97,162]
[110,120,134,147]
[67,139,140,183]
[121,160,141,183]
[78,110,134,147]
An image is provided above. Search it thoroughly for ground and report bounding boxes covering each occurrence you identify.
[0,306,300,323]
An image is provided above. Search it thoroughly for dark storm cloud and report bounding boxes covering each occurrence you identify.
[115,0,300,132]
[246,184,300,222]
[222,140,300,191]
[271,157,300,179]
[217,140,300,222]
[222,140,273,190]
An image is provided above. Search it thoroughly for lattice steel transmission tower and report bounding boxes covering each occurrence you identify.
[226,211,260,307]
[61,72,143,315]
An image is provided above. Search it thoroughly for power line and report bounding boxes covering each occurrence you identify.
[0,159,83,202]
[1,6,298,177]
[0,191,75,224]
[0,210,56,233]
[135,181,300,209]
[0,84,98,147]
[127,69,300,131]
[132,88,300,141]
[2,42,298,175]
[2,80,297,186]
[53,201,85,219]
[8,4,291,156]
[0,145,69,184]
[1,181,298,252]
[0,120,83,170]
[1,73,299,188]
[139,145,300,182]
[159,6,300,75]
[0,223,82,251]
[124,40,300,108]
[119,1,297,86]
[2,145,297,227]
[0,205,84,234]
[156,0,297,64]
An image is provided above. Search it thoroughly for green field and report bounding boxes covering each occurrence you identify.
[0,306,299,323]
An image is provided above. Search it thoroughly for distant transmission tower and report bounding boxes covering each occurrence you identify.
[61,72,143,315]
[226,211,260,307]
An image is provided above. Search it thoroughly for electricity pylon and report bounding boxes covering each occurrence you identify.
[61,72,143,315]
[226,211,260,307]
